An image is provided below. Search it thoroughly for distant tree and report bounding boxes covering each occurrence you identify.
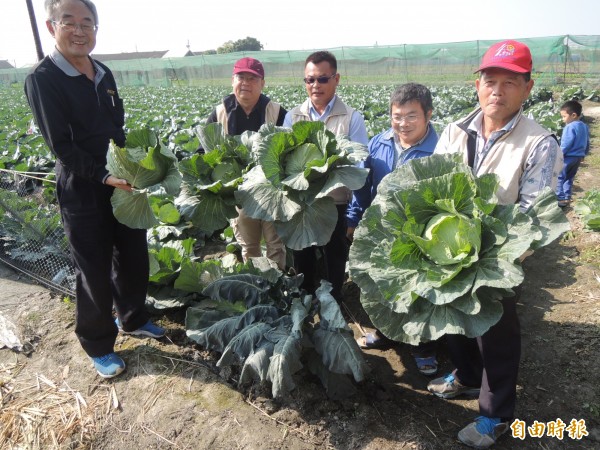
[217,41,235,54]
[199,49,217,55]
[217,37,263,54]
[234,37,263,52]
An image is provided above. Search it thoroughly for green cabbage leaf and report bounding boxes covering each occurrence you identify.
[185,274,369,399]
[574,189,600,231]
[106,128,182,229]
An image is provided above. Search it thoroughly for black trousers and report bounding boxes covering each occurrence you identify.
[293,204,349,301]
[445,295,521,420]
[58,165,149,357]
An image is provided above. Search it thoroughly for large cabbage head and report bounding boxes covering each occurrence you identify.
[413,212,482,266]
[349,153,570,345]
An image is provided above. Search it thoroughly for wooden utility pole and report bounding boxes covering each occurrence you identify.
[26,0,45,62]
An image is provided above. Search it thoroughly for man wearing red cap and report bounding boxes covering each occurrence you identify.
[206,57,287,269]
[429,40,563,448]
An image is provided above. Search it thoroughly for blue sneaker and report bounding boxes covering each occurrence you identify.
[116,318,165,339]
[91,352,125,378]
[458,416,508,449]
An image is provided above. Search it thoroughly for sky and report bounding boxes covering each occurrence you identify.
[2,0,599,68]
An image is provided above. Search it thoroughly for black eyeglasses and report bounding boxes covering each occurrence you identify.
[303,74,337,85]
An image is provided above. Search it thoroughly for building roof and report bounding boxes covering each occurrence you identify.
[163,49,196,59]
[0,60,15,69]
[92,51,168,62]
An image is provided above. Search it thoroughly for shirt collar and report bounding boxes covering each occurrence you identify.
[308,95,337,119]
[50,48,105,81]
[467,108,523,135]
[390,123,432,150]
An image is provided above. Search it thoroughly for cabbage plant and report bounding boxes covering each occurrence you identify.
[574,189,600,231]
[175,123,253,234]
[106,129,182,229]
[186,273,369,399]
[235,121,368,250]
[349,153,570,345]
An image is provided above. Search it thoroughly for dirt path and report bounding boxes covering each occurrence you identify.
[1,103,600,449]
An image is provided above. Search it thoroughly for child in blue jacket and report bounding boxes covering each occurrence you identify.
[557,100,590,207]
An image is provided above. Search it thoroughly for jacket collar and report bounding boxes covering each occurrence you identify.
[50,48,105,81]
[224,93,270,112]
[459,107,524,136]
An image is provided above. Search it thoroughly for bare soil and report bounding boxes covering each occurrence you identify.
[1,103,599,450]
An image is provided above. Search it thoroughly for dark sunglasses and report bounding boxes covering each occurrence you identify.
[303,73,337,85]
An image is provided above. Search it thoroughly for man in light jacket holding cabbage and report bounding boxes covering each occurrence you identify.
[429,40,562,449]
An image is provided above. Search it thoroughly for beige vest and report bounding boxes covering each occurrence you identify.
[215,101,280,135]
[289,97,355,204]
[441,109,554,205]
[289,97,354,136]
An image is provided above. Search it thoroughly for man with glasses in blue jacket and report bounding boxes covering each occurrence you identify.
[346,83,440,376]
[283,50,368,303]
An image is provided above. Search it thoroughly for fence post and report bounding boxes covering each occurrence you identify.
[403,44,408,82]
[563,35,570,84]
[26,0,44,62]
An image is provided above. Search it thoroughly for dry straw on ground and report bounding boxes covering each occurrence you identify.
[0,362,118,449]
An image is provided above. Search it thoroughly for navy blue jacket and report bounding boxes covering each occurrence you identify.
[25,55,125,184]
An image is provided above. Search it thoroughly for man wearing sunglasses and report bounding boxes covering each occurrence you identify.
[206,57,287,270]
[283,51,368,303]
[24,0,165,380]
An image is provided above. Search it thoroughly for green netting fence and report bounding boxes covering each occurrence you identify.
[0,170,75,296]
[1,35,599,88]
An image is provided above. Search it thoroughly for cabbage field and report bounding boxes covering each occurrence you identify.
[0,83,577,297]
[5,82,593,175]
[0,81,596,397]
[1,82,600,449]
[0,83,591,278]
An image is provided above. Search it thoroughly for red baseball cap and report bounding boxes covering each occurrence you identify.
[233,57,265,79]
[477,40,533,74]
